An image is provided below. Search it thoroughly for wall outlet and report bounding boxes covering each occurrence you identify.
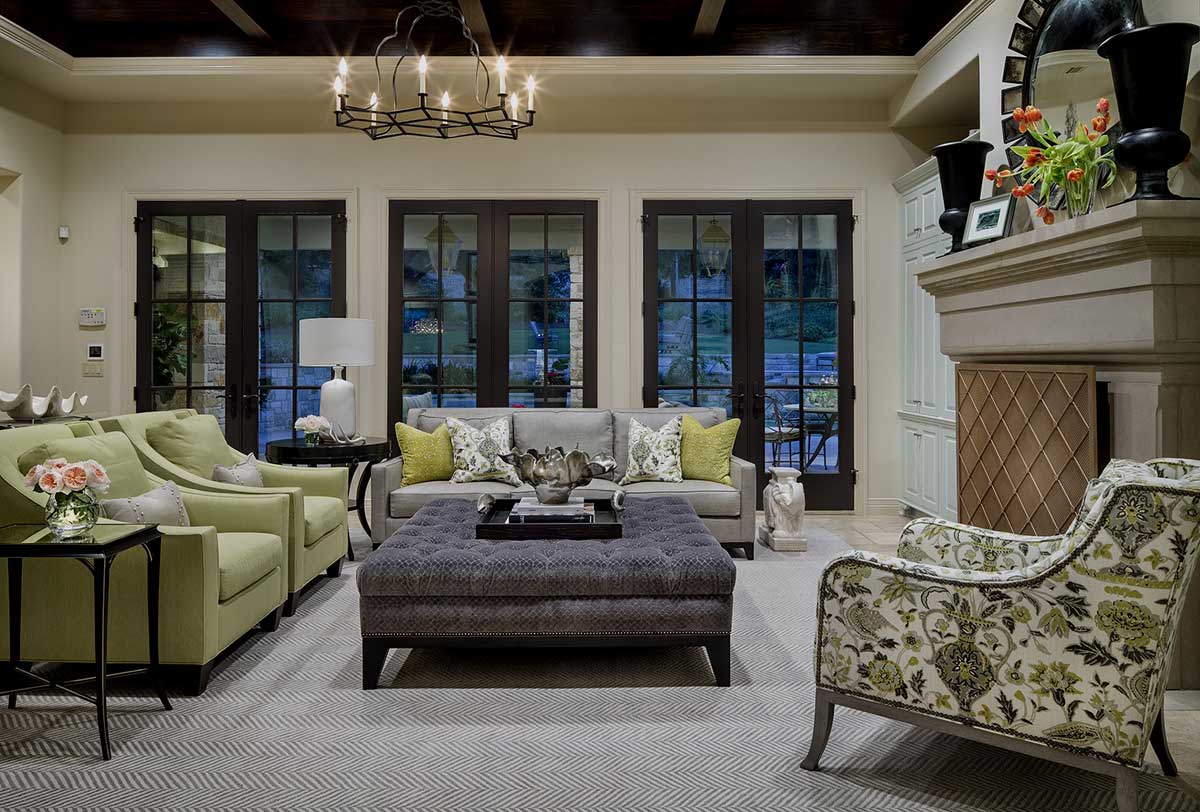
[82,361,104,378]
[79,307,107,327]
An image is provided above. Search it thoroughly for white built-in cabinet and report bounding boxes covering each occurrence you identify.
[894,157,958,521]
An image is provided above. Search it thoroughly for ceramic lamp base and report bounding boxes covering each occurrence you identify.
[319,373,357,438]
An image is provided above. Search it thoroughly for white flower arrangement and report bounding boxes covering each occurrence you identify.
[294,415,331,434]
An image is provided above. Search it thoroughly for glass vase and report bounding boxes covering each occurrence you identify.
[304,431,320,447]
[45,489,101,539]
[1065,168,1101,219]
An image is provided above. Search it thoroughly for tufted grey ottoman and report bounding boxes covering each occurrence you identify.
[357,497,736,687]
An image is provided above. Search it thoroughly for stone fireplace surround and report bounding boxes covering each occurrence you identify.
[917,199,1200,688]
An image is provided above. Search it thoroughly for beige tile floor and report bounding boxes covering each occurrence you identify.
[796,513,1200,800]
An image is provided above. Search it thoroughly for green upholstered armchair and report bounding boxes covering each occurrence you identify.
[99,410,348,615]
[804,459,1200,812]
[0,423,290,695]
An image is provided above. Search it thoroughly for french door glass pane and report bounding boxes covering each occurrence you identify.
[655,214,733,410]
[297,215,334,298]
[258,302,294,387]
[148,214,229,428]
[803,301,838,385]
[400,213,479,408]
[258,215,293,299]
[802,214,839,298]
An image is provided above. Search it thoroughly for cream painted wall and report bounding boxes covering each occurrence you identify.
[0,76,64,390]
[48,128,914,511]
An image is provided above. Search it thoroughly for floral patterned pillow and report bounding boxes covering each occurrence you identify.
[620,416,683,485]
[445,417,522,486]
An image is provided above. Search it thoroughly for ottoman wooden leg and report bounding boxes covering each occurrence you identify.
[362,639,389,690]
[706,637,731,686]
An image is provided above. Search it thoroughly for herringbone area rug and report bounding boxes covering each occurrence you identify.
[0,528,1196,811]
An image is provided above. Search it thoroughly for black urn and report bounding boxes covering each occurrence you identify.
[931,140,994,252]
[1098,22,1200,201]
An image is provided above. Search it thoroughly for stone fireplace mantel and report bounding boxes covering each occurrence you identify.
[916,199,1200,687]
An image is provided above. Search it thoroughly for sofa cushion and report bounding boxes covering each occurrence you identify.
[681,416,741,486]
[216,532,281,602]
[145,414,231,479]
[446,417,522,486]
[620,416,683,485]
[24,432,152,499]
[612,408,725,480]
[303,495,344,545]
[410,408,514,435]
[511,409,614,459]
[394,422,454,486]
[621,479,741,517]
[389,480,516,519]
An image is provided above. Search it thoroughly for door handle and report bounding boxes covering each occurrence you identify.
[752,382,765,420]
[729,383,746,418]
[215,384,238,419]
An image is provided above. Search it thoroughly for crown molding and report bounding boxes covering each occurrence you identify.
[0,15,73,71]
[914,0,996,68]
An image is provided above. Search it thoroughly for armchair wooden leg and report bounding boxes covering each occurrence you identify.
[326,557,344,578]
[1150,711,1178,777]
[800,690,835,771]
[259,605,284,632]
[1115,767,1139,812]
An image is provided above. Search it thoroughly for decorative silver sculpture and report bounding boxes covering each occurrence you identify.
[0,385,89,422]
[758,467,806,551]
[500,446,617,505]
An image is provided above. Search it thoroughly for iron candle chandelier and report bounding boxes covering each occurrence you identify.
[331,0,536,140]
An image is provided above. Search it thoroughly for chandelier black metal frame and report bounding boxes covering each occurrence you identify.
[332,0,535,140]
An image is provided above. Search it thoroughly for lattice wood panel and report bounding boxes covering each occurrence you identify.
[957,364,1098,535]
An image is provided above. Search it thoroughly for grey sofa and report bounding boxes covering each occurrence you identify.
[371,407,757,557]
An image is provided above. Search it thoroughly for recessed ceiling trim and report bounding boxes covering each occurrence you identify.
[209,0,271,40]
[693,0,727,38]
[914,0,996,67]
[0,15,73,70]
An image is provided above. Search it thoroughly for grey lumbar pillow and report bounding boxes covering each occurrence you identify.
[102,481,190,526]
[213,453,264,487]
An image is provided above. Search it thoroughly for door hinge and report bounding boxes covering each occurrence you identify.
[638,214,648,232]
[851,214,859,231]
[133,216,145,233]
[133,302,138,318]
[852,468,859,484]
[851,300,856,317]
[336,213,348,231]
[133,386,139,403]
[851,384,857,400]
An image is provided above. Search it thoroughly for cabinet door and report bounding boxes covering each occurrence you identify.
[903,192,922,245]
[902,423,922,505]
[941,428,958,520]
[920,184,941,240]
[921,425,940,513]
[917,244,942,417]
[902,251,923,411]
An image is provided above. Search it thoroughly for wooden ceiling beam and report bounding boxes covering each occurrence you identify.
[457,0,497,55]
[693,0,727,37]
[209,0,270,40]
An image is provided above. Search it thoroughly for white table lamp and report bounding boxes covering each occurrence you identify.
[299,317,375,438]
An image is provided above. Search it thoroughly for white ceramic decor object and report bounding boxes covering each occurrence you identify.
[0,385,90,421]
[759,467,806,551]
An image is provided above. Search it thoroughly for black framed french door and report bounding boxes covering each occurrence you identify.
[387,199,597,445]
[136,200,346,454]
[643,199,855,509]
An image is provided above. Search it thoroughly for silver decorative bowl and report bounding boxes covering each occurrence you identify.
[500,447,618,505]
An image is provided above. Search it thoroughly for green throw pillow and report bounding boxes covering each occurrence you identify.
[145,414,231,479]
[20,433,152,499]
[681,415,740,485]
[395,422,454,486]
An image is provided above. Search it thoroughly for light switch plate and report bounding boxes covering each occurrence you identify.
[79,307,107,327]
[82,361,104,378]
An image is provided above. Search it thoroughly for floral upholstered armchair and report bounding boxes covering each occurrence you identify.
[803,458,1200,812]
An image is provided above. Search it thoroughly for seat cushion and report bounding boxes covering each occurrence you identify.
[303,495,344,545]
[144,414,231,479]
[621,479,741,517]
[389,480,516,518]
[216,532,281,602]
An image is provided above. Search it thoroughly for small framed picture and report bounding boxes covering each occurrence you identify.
[86,343,105,361]
[963,194,1017,246]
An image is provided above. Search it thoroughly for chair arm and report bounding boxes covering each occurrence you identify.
[258,460,348,507]
[896,517,1065,573]
[371,456,404,546]
[172,483,291,541]
[155,524,222,663]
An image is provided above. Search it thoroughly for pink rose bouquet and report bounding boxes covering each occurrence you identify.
[24,458,110,538]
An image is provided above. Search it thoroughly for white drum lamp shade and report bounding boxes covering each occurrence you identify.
[299,318,376,438]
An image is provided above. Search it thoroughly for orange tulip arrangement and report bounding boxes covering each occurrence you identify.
[985,98,1116,225]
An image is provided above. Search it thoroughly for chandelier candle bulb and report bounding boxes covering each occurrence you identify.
[497,56,507,95]
[441,91,450,123]
[333,75,344,111]
[526,76,535,111]
[418,55,427,95]
[369,92,378,125]
[338,57,348,96]
[511,91,520,124]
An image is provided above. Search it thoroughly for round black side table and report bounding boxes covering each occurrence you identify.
[265,437,390,561]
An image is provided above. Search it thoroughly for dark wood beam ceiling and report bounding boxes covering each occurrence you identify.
[0,1,973,58]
